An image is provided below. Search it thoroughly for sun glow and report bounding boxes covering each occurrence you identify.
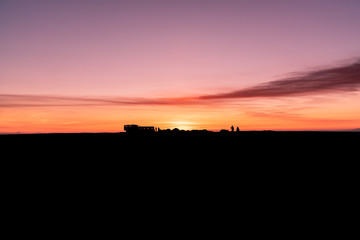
[166,121,197,130]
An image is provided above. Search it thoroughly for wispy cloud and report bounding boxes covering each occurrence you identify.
[198,59,360,99]
[1,59,360,107]
[0,94,171,108]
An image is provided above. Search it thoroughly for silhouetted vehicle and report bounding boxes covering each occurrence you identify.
[124,124,155,134]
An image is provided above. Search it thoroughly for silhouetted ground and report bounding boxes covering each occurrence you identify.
[2,130,357,190]
[2,130,358,157]
[2,130,358,171]
[2,130,357,222]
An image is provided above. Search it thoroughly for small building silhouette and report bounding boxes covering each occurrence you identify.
[124,124,155,134]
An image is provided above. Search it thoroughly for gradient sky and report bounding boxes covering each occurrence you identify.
[1,0,360,133]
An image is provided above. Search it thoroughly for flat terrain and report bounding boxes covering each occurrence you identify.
[2,131,358,157]
[2,131,357,200]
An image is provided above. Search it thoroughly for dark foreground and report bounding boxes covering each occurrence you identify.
[2,130,358,190]
[2,131,358,177]
[2,131,358,156]
[2,131,357,220]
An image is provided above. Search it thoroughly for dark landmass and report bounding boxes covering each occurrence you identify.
[2,129,358,138]
[2,130,358,155]
[2,130,357,186]
[2,128,357,178]
[2,130,357,205]
[2,129,359,139]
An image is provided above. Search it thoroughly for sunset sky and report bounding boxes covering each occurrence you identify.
[1,0,360,133]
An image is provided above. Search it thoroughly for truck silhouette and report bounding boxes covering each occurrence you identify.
[124,124,155,134]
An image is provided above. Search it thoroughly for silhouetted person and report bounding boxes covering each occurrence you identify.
[236,127,240,132]
[231,125,234,132]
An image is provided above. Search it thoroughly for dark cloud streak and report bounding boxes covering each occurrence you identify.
[1,59,360,108]
[199,59,360,99]
[0,94,192,108]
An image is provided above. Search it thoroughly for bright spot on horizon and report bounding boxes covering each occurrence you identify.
[166,121,197,130]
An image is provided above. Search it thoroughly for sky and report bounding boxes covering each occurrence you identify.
[1,0,360,133]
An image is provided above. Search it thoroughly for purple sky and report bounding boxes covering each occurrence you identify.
[1,0,360,97]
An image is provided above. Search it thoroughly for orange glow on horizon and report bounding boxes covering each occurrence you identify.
[1,92,359,134]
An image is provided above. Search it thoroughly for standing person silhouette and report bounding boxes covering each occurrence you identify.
[231,125,234,132]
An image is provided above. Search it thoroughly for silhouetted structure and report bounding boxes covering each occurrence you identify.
[220,129,229,134]
[124,124,155,134]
